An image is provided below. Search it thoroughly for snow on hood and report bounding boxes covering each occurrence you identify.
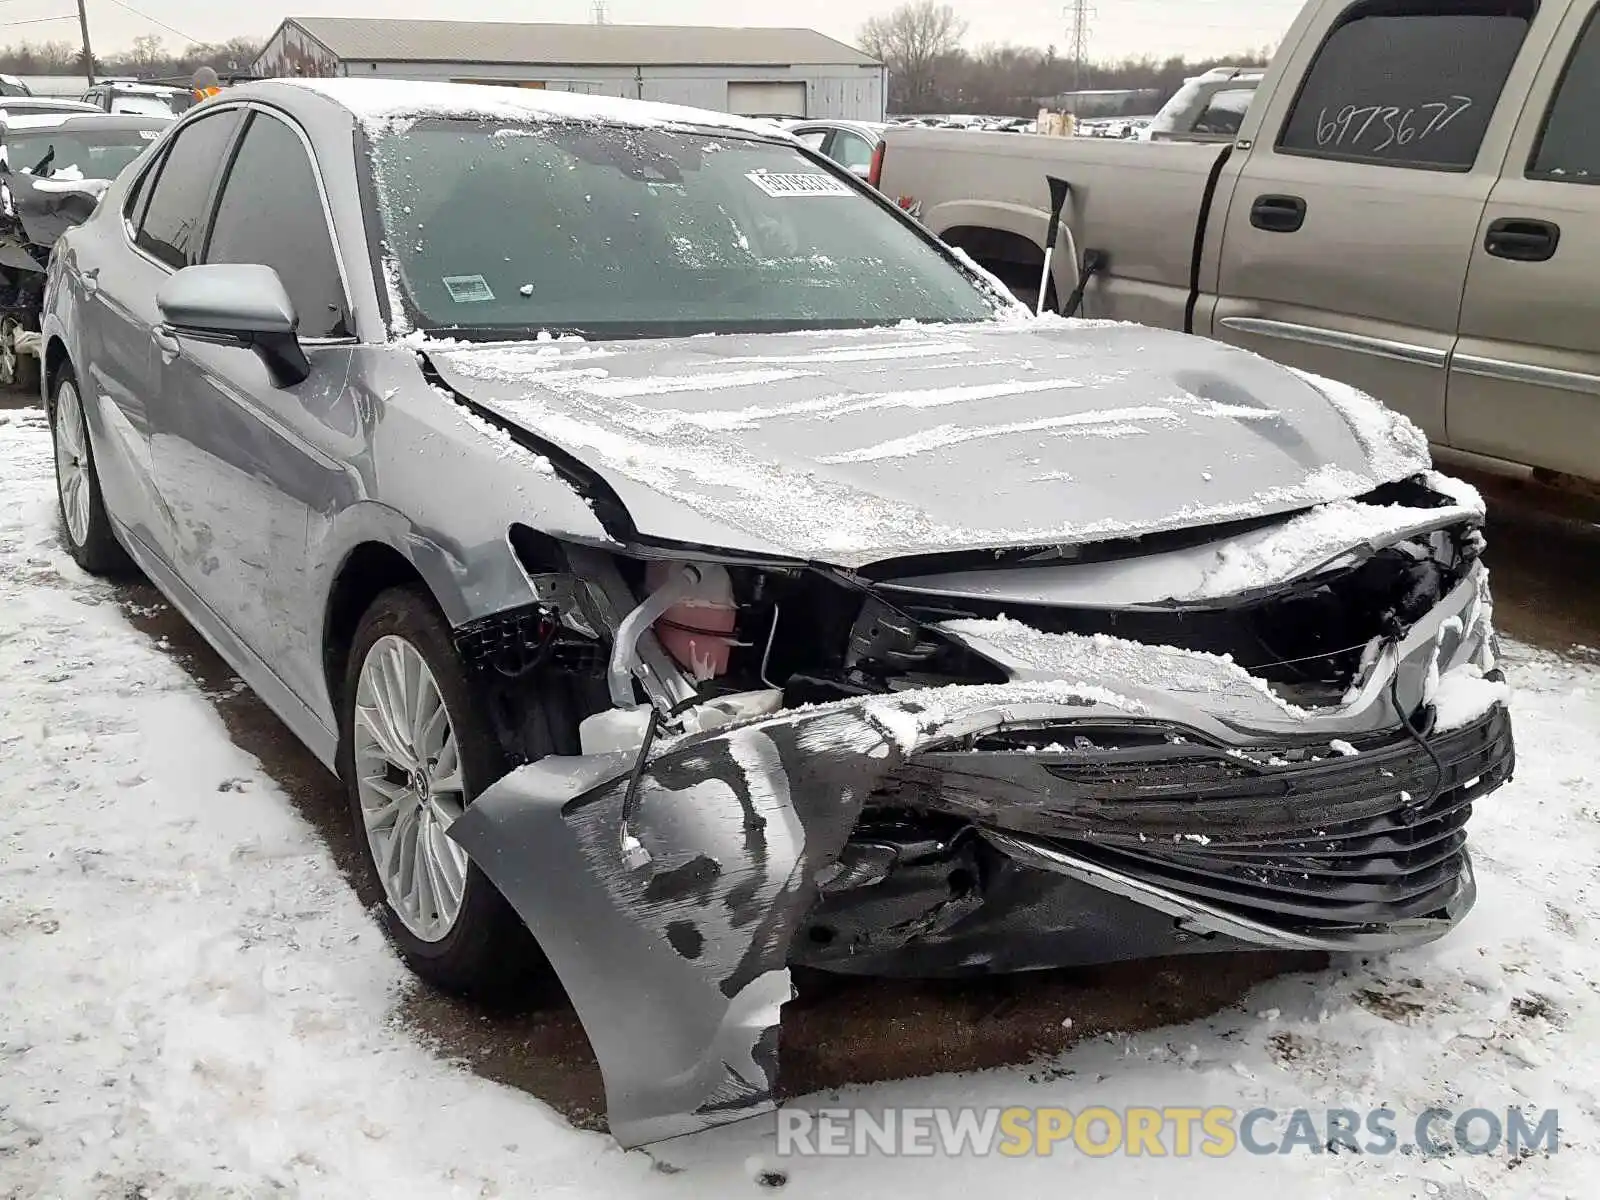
[426,321,1433,567]
[284,77,786,141]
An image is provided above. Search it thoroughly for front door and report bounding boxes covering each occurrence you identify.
[78,107,241,562]
[150,106,358,707]
[1206,1,1544,442]
[1449,1,1600,480]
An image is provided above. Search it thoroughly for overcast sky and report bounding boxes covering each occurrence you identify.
[6,0,1304,63]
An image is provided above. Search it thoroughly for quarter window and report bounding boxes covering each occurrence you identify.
[793,129,827,150]
[1528,6,1600,183]
[1277,1,1536,170]
[203,111,349,339]
[134,108,242,269]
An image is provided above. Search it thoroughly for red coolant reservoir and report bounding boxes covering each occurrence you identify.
[647,561,737,681]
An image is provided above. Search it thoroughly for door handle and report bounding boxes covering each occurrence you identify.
[1250,194,1307,233]
[1485,217,1560,262]
[80,267,99,296]
[152,326,181,357]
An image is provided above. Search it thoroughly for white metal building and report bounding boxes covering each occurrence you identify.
[252,17,886,121]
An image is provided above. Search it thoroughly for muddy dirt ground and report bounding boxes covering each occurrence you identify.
[10,388,1598,1128]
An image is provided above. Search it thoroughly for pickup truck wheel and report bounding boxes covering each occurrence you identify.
[51,366,131,575]
[339,586,553,1000]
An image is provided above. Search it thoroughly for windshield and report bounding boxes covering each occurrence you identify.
[111,94,184,117]
[4,127,161,179]
[368,118,997,338]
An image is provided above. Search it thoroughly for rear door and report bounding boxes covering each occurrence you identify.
[150,105,357,706]
[1206,0,1549,442]
[1448,1,1600,479]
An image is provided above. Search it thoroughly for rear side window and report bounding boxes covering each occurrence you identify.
[1528,7,1600,183]
[134,108,241,269]
[1277,1,1536,170]
[830,131,875,171]
[203,112,350,339]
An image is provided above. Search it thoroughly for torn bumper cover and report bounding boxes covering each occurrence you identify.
[448,562,1512,1148]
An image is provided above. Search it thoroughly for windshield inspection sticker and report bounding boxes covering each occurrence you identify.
[443,275,495,303]
[745,171,853,198]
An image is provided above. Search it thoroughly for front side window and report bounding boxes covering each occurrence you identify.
[134,108,242,269]
[204,112,349,338]
[368,118,998,338]
[1528,6,1600,183]
[1278,1,1536,170]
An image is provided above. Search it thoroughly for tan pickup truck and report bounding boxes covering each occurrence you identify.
[875,0,1600,488]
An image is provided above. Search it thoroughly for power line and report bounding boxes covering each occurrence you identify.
[99,0,200,44]
[0,13,76,27]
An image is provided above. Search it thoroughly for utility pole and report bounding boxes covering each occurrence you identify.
[592,1,609,23]
[1064,0,1091,114]
[76,0,96,86]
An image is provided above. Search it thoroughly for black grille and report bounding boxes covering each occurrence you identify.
[1042,706,1513,928]
[888,705,1513,932]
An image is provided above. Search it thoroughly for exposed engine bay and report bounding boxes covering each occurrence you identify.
[442,469,1512,1148]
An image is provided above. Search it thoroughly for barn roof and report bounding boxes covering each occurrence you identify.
[269,17,880,69]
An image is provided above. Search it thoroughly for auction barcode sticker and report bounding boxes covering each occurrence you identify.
[745,171,853,198]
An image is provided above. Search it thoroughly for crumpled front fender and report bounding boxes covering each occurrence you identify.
[447,703,909,1147]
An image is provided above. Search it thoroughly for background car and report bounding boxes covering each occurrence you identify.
[0,112,169,387]
[783,118,888,179]
[79,80,196,118]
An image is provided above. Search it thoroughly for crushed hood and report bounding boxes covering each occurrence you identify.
[426,320,1430,568]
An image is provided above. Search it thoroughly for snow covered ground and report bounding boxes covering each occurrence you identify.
[1,404,1595,1198]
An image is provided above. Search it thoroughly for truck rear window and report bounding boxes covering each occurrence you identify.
[1277,0,1536,171]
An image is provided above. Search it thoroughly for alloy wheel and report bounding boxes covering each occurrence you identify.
[53,378,91,547]
[352,634,472,942]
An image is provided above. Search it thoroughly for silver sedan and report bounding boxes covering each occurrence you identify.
[43,79,1511,1148]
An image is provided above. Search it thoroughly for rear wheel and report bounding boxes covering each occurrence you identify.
[51,365,130,575]
[338,587,548,998]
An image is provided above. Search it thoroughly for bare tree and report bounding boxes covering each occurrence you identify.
[129,34,164,71]
[860,1,968,113]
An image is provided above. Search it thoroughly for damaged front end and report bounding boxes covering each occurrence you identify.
[446,472,1513,1147]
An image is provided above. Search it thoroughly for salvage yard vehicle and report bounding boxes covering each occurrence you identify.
[783,118,887,180]
[43,79,1512,1149]
[1141,66,1264,143]
[876,0,1600,491]
[0,113,169,386]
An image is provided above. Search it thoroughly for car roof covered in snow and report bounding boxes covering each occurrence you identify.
[0,112,172,134]
[251,77,793,140]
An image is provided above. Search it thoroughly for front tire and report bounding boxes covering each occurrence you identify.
[51,365,130,575]
[338,586,547,998]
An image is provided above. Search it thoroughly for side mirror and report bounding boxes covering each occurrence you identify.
[156,263,310,387]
